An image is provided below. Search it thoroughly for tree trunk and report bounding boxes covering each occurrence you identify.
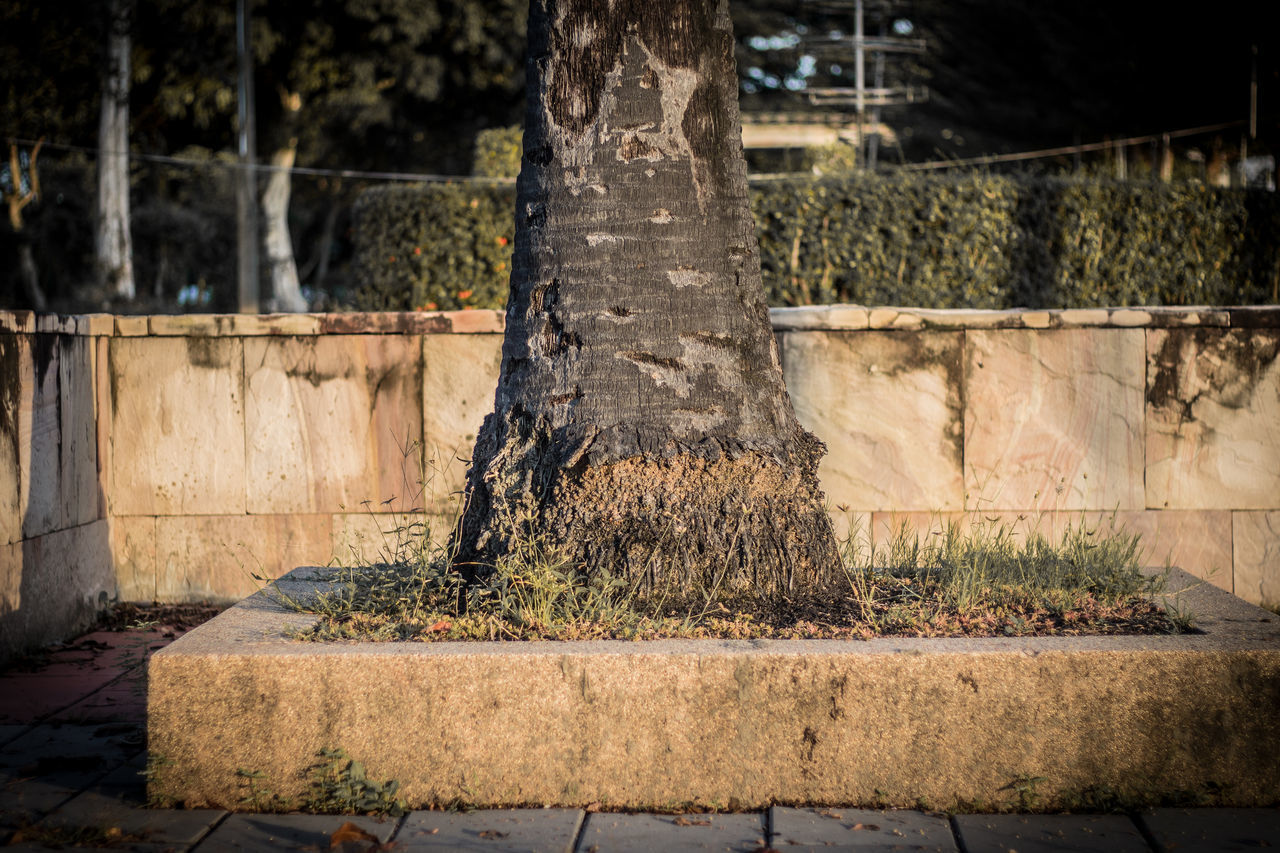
[17,240,46,312]
[455,0,840,596]
[298,196,341,288]
[96,0,135,300]
[262,143,307,312]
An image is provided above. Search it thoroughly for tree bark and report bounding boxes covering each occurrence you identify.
[96,0,135,300]
[455,0,840,596]
[7,142,47,311]
[262,143,307,312]
[17,241,46,312]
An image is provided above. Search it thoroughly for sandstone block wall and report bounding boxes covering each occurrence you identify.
[773,306,1280,606]
[2,305,1277,660]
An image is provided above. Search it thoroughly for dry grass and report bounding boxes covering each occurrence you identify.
[269,509,1187,642]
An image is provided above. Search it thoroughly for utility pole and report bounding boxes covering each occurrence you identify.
[1250,44,1258,141]
[802,0,927,167]
[235,0,259,314]
[854,0,865,167]
[867,14,887,169]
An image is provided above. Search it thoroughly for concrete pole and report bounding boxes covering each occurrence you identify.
[868,14,886,170]
[236,0,259,314]
[854,0,865,169]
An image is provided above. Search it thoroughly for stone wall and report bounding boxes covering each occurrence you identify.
[1,315,114,660]
[2,305,1277,659]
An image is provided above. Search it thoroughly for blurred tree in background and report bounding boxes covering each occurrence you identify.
[3,0,525,312]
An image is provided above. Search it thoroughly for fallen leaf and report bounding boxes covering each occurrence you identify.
[330,821,380,849]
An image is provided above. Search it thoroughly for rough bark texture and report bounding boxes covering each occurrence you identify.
[96,0,135,300]
[263,144,308,313]
[455,0,840,595]
[17,241,46,312]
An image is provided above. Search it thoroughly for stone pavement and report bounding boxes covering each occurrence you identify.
[2,622,1277,852]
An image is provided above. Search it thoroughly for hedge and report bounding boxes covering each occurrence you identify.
[350,172,1280,311]
[472,126,523,179]
[350,182,516,312]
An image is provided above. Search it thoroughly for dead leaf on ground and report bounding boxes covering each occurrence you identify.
[330,821,381,849]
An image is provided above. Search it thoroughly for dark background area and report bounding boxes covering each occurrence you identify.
[2,0,1277,313]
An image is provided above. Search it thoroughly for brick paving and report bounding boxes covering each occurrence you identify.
[1,623,1277,852]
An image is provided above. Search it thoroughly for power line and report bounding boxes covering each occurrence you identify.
[5,136,516,185]
[902,121,1246,171]
[9,119,1250,183]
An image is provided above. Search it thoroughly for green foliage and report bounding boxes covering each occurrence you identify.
[1000,774,1048,810]
[834,512,1171,637]
[350,171,1280,311]
[0,3,101,143]
[473,125,523,179]
[232,749,407,815]
[235,768,290,812]
[752,172,1280,308]
[304,748,407,816]
[276,509,643,642]
[138,0,526,169]
[465,514,639,636]
[349,182,515,311]
[805,142,861,176]
[143,752,178,809]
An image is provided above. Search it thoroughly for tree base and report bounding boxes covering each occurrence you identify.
[458,446,841,598]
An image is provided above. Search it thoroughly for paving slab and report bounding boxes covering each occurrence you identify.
[24,751,219,847]
[0,775,83,828]
[1139,807,1280,852]
[0,630,165,725]
[50,672,149,723]
[0,724,143,827]
[40,785,224,846]
[769,807,957,851]
[195,813,396,852]
[394,808,583,852]
[68,753,148,803]
[951,814,1149,853]
[0,724,30,747]
[0,669,122,725]
[0,723,142,788]
[574,812,766,853]
[3,836,179,852]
